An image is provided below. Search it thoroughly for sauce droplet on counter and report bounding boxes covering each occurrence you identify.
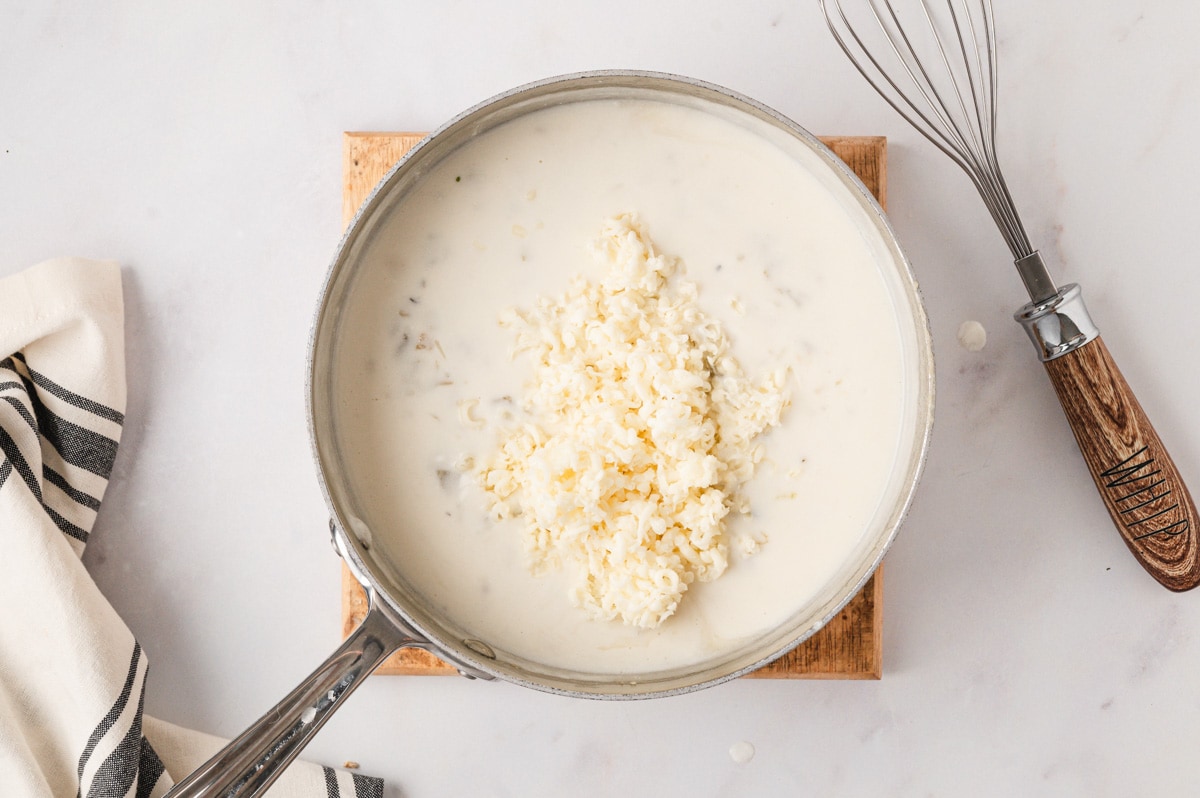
[729,741,756,764]
[957,320,987,352]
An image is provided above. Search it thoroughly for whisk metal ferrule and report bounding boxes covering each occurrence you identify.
[1013,283,1099,362]
[1014,251,1058,305]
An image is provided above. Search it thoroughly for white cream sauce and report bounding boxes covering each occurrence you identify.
[331,97,913,675]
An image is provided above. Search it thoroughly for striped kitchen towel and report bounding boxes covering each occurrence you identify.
[0,259,382,798]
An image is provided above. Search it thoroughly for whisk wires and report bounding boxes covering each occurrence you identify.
[820,0,1034,261]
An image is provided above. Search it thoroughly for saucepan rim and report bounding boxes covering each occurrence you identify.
[305,69,936,699]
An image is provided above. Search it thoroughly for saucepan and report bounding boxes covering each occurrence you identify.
[166,71,935,796]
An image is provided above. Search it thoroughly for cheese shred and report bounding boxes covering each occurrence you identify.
[478,213,789,629]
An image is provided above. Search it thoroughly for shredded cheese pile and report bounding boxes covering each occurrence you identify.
[478,213,789,629]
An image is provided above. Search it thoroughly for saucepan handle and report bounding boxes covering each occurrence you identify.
[1016,284,1200,590]
[164,607,406,797]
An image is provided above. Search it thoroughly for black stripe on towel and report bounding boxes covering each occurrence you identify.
[1,391,98,539]
[76,643,142,798]
[45,502,89,543]
[2,356,117,479]
[0,425,42,502]
[0,359,39,423]
[324,766,341,797]
[1,357,38,413]
[45,466,102,511]
[1,394,37,434]
[35,406,118,480]
[85,669,147,798]
[10,352,124,425]
[134,737,166,798]
[353,772,385,798]
[0,458,11,490]
[134,739,166,796]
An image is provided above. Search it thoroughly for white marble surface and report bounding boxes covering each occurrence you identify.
[5,1,1200,795]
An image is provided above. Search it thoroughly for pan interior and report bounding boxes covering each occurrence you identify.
[310,74,932,697]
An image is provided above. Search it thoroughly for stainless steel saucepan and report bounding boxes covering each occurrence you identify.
[166,71,935,796]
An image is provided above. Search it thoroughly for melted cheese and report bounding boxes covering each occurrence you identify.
[478,214,788,628]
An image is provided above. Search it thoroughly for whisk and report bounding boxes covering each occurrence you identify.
[819,0,1200,590]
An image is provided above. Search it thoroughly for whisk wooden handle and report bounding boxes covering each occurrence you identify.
[819,0,1200,588]
[1043,336,1200,590]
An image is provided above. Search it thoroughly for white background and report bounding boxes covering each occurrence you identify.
[5,1,1200,795]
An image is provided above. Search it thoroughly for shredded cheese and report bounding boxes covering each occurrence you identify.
[477,213,789,629]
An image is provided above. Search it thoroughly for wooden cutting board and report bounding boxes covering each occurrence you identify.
[339,132,888,679]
